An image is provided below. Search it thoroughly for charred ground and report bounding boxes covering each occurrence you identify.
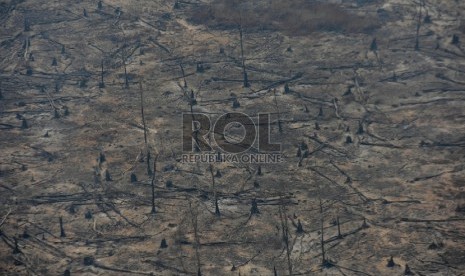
[1,0,465,275]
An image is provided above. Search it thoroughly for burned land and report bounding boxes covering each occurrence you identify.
[1,0,465,275]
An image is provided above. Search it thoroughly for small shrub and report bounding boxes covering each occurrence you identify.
[296,219,304,233]
[24,18,30,31]
[21,118,28,129]
[370,38,377,51]
[404,264,413,275]
[424,15,431,24]
[456,204,465,212]
[250,199,260,214]
[99,152,106,163]
[160,238,168,248]
[196,62,204,73]
[83,256,94,266]
[79,79,87,88]
[130,172,137,183]
[85,210,92,220]
[253,180,260,188]
[232,98,240,108]
[452,34,460,45]
[68,204,76,214]
[22,229,30,239]
[387,256,395,267]
[428,241,443,250]
[357,121,364,134]
[105,170,111,181]
[361,218,369,228]
[284,83,290,94]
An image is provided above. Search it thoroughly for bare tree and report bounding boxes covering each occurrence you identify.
[238,23,249,88]
[189,201,202,275]
[279,202,293,275]
[209,164,220,216]
[99,60,105,88]
[150,154,159,214]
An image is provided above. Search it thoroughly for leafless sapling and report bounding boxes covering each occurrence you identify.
[414,0,423,50]
[188,201,202,276]
[370,38,377,51]
[150,154,159,214]
[209,164,220,216]
[279,203,292,275]
[139,81,152,176]
[99,60,105,88]
[12,237,21,254]
[24,18,30,32]
[296,219,303,234]
[59,217,66,237]
[250,199,260,215]
[105,170,111,181]
[238,24,249,87]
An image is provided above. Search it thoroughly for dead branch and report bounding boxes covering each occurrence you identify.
[0,208,12,229]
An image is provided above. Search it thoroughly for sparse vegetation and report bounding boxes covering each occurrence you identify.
[189,0,380,35]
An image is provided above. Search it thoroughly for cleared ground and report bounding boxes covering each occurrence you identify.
[1,0,465,275]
